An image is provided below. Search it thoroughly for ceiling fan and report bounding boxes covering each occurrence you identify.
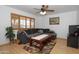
[34,5,55,15]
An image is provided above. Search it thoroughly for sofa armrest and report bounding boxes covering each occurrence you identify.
[48,31,57,39]
[48,31,54,33]
[17,31,29,44]
[49,31,56,35]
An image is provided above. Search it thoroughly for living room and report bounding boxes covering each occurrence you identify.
[0,5,79,54]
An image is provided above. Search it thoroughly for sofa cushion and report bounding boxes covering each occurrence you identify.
[25,29,33,35]
[38,30,43,34]
[28,33,41,38]
[43,29,49,33]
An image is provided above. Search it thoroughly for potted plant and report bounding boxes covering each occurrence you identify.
[5,27,15,43]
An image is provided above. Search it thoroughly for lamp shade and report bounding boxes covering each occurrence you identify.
[40,11,46,15]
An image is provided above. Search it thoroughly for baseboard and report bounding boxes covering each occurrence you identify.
[0,41,9,46]
[57,37,67,40]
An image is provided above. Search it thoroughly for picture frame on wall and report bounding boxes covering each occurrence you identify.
[49,17,60,25]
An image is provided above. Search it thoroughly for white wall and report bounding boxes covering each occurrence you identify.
[77,10,79,25]
[35,16,45,28]
[0,6,78,45]
[0,6,36,45]
[36,11,77,39]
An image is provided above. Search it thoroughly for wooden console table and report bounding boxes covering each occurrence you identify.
[29,34,53,51]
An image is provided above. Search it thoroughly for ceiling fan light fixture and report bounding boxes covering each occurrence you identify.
[40,11,46,15]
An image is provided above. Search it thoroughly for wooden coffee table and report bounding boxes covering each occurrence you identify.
[29,34,53,51]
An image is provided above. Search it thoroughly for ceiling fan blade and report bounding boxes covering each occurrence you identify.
[46,10,55,12]
[36,11,40,13]
[34,8,40,10]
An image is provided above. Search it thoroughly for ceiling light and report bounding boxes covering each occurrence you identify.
[40,11,46,15]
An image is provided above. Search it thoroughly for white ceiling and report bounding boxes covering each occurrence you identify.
[7,5,79,15]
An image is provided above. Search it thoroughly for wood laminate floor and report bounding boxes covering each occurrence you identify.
[0,38,79,54]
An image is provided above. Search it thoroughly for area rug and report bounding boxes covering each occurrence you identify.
[23,40,56,54]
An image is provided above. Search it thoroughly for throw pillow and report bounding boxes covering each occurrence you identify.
[38,30,43,33]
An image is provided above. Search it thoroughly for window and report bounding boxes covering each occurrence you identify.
[11,14,19,29]
[26,18,30,28]
[11,13,35,30]
[20,16,26,28]
[31,19,35,28]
